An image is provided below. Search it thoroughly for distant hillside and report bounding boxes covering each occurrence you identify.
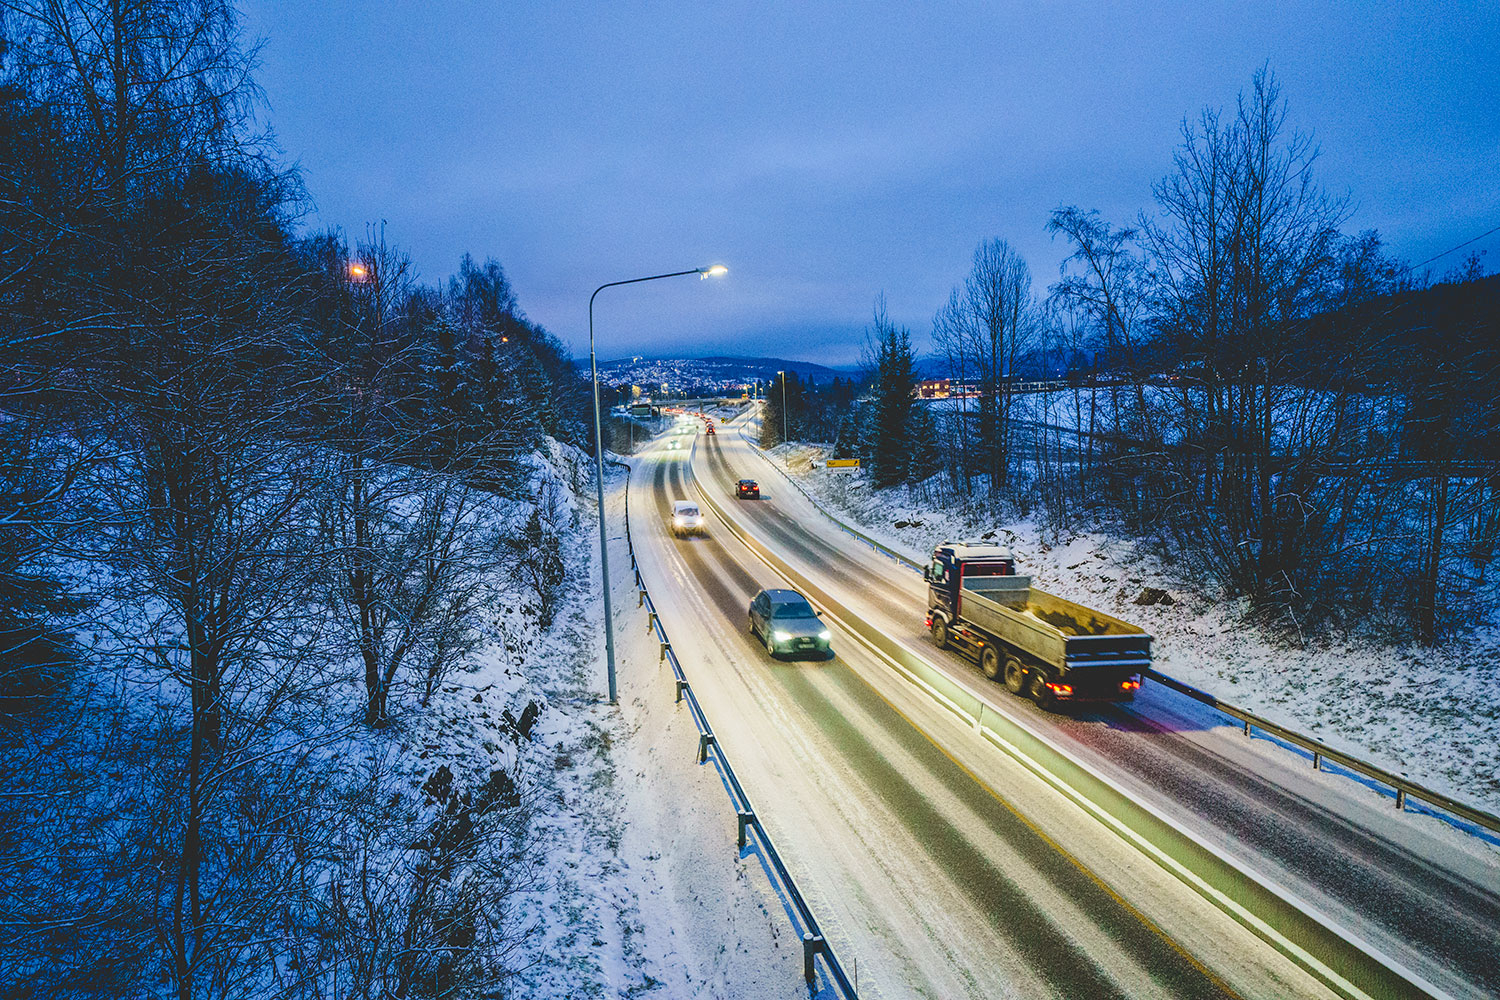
[583,355,856,393]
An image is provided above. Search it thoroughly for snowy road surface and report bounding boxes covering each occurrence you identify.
[628,435,1346,998]
[679,410,1500,999]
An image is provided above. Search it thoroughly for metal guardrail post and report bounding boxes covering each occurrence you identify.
[674,678,686,703]
[659,641,669,663]
[697,732,714,764]
[737,809,754,848]
[647,610,656,633]
[803,933,823,983]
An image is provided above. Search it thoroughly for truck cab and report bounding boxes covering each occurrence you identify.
[925,541,1016,628]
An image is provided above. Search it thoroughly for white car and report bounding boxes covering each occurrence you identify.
[671,500,705,537]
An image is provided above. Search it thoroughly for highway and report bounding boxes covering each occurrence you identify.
[673,407,1500,999]
[628,426,1350,998]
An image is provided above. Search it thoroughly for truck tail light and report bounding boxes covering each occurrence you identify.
[1047,682,1073,696]
[1121,678,1141,691]
[924,616,932,628]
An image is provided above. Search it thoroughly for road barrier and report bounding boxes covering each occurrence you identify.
[611,457,859,998]
[1146,671,1500,839]
[733,419,1500,844]
[699,428,1451,1000]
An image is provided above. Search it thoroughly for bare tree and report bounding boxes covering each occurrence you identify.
[4,0,266,201]
[319,758,543,1000]
[505,476,571,631]
[322,463,503,727]
[933,239,1037,496]
[1138,66,1351,604]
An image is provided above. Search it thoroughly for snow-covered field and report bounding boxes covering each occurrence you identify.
[758,439,1500,819]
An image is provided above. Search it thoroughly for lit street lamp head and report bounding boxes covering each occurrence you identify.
[699,264,728,279]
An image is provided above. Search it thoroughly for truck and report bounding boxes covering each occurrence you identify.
[923,541,1151,708]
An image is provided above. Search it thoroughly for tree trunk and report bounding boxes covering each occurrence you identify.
[1417,470,1449,644]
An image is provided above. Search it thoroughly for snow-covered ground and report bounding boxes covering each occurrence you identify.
[13,435,799,997]
[756,438,1500,819]
[505,459,804,998]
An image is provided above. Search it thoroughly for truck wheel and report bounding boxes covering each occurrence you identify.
[1003,657,1026,694]
[1028,673,1054,710]
[931,618,950,649]
[980,646,1001,681]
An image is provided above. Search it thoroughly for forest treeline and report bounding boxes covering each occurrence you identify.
[1,2,587,995]
[764,70,1499,643]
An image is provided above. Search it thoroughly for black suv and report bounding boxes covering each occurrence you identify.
[736,479,760,499]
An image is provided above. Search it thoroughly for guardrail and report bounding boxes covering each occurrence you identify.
[1147,671,1500,839]
[611,456,859,997]
[690,450,1448,1000]
[732,418,1500,845]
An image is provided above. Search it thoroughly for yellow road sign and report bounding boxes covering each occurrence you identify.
[825,458,860,468]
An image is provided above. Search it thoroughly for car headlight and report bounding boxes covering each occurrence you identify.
[818,630,831,641]
[673,516,684,525]
[773,631,791,643]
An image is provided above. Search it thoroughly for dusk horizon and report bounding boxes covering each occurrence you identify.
[240,2,1499,363]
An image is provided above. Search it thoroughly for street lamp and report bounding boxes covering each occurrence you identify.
[589,265,727,704]
[780,371,788,444]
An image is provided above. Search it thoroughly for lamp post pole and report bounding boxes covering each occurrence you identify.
[778,370,788,444]
[589,265,727,704]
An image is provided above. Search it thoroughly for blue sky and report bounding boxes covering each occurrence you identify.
[241,1,1500,364]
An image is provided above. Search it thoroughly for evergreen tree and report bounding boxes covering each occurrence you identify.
[864,300,917,488]
[907,402,943,483]
[760,372,792,447]
[831,407,861,460]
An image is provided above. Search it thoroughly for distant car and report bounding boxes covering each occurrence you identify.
[705,423,716,436]
[736,479,760,499]
[666,438,681,450]
[748,588,831,659]
[670,500,705,537]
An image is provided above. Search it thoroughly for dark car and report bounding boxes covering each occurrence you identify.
[748,588,831,659]
[705,423,716,436]
[736,479,760,499]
